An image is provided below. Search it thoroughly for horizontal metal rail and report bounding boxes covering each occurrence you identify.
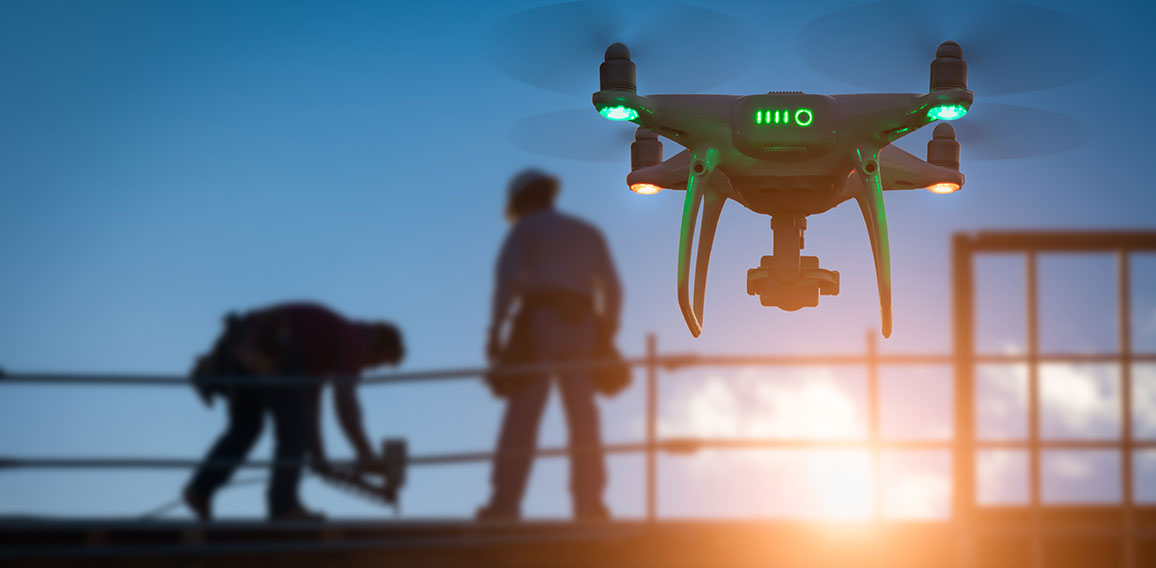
[6,436,1155,472]
[3,352,1155,388]
[969,231,1156,252]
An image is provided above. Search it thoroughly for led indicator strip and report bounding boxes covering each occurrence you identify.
[755,108,813,127]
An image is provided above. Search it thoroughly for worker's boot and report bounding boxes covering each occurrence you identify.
[183,486,211,521]
[476,502,520,522]
[574,501,611,522]
[270,504,325,522]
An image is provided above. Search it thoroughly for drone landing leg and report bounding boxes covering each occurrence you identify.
[677,149,718,337]
[853,147,893,338]
[693,192,726,325]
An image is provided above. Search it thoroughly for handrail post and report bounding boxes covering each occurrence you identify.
[646,332,657,524]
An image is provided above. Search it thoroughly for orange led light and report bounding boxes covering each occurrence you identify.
[630,183,664,195]
[927,182,960,194]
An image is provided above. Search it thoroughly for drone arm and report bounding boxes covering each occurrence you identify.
[883,89,973,144]
[869,145,966,192]
[676,148,718,337]
[832,91,972,148]
[853,146,893,338]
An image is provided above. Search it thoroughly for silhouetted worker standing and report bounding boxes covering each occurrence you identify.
[184,302,404,521]
[479,169,622,521]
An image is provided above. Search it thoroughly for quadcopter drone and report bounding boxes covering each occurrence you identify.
[592,41,972,338]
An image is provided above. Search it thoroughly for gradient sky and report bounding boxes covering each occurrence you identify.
[2,0,1155,520]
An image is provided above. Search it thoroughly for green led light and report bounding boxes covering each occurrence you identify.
[928,104,967,121]
[794,108,813,127]
[600,105,638,121]
[754,108,815,127]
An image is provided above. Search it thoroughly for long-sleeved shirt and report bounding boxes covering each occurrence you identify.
[491,208,622,327]
[239,302,375,459]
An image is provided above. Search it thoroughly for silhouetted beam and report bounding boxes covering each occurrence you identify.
[970,231,1156,252]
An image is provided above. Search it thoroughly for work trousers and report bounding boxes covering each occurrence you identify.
[187,382,317,516]
[490,307,606,513]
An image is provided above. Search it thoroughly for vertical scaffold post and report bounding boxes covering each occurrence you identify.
[1026,250,1042,568]
[1119,250,1136,568]
[867,330,882,519]
[952,233,976,568]
[646,332,657,523]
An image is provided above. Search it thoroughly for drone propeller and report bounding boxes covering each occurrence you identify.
[487,0,756,95]
[798,1,1104,96]
[950,102,1091,161]
[509,109,637,161]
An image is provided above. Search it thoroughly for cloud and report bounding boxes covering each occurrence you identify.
[976,364,1028,439]
[977,363,1125,439]
[1133,364,1156,437]
[656,367,954,519]
[652,360,1148,516]
[658,367,863,441]
[1048,452,1094,479]
[976,450,1027,505]
[883,470,951,519]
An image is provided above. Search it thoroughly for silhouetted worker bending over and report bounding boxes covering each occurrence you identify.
[184,302,404,521]
[479,169,622,521]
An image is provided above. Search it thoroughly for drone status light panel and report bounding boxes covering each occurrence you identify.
[731,94,837,160]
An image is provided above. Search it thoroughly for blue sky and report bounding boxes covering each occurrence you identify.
[1,0,1155,520]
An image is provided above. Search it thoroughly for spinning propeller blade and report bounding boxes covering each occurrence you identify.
[488,1,755,94]
[951,103,1091,161]
[508,109,636,161]
[798,1,1104,95]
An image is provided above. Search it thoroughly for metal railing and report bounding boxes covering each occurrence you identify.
[0,343,966,520]
[2,230,1156,568]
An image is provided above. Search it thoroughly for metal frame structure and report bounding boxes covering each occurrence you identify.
[953,231,1156,568]
[2,230,1155,566]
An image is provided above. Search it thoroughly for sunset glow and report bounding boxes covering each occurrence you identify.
[661,369,879,519]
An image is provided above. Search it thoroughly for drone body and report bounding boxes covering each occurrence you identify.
[593,42,973,338]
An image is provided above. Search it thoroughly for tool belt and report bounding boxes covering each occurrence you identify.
[189,310,306,405]
[485,289,630,398]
